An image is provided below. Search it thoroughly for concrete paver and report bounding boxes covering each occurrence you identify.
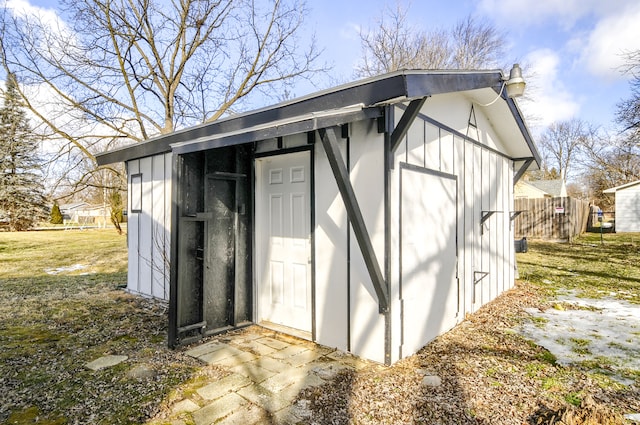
[252,355,293,374]
[236,383,289,413]
[85,355,128,371]
[160,326,378,425]
[196,373,251,400]
[184,341,225,358]
[216,351,258,368]
[218,404,268,425]
[257,337,291,350]
[170,399,200,415]
[192,393,248,425]
[229,362,277,383]
[283,348,325,367]
[198,345,245,364]
[239,339,279,356]
[269,344,310,360]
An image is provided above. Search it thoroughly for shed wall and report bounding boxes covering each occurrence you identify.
[126,153,172,300]
[313,120,388,364]
[389,95,515,362]
[314,137,349,351]
[616,184,640,232]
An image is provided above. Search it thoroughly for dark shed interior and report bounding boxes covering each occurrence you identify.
[172,145,253,345]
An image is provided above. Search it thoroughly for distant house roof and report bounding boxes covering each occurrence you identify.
[96,69,541,169]
[603,179,640,194]
[528,179,566,197]
[58,202,89,212]
[514,180,551,198]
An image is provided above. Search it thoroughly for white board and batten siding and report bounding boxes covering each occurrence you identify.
[313,119,388,363]
[615,182,640,232]
[126,153,172,300]
[313,95,517,364]
[389,94,515,363]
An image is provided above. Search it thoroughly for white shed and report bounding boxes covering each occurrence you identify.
[97,69,540,365]
[603,180,640,232]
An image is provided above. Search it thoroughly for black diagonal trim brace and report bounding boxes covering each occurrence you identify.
[390,97,427,153]
[513,158,534,184]
[319,127,389,313]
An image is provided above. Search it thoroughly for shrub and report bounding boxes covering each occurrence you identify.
[50,203,63,224]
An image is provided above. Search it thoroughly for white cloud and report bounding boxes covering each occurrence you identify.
[519,49,580,131]
[577,3,640,80]
[477,0,597,28]
[5,0,65,30]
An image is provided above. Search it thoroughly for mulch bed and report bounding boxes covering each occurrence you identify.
[297,281,639,424]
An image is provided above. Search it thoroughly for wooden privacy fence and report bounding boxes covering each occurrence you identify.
[513,197,590,241]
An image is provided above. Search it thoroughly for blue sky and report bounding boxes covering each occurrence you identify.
[305,0,640,136]
[9,0,640,137]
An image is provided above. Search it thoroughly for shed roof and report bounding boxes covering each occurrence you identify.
[603,179,640,194]
[96,69,540,167]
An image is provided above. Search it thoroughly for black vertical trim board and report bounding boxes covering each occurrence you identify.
[310,145,316,342]
[345,127,351,352]
[168,154,182,348]
[384,105,394,365]
[150,157,155,298]
[125,161,130,250]
[250,151,258,325]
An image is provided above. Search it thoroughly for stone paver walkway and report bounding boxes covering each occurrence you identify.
[148,326,379,425]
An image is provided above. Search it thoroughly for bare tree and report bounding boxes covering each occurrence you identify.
[450,16,505,70]
[1,0,325,196]
[580,131,640,206]
[355,2,505,77]
[536,119,593,182]
[616,49,640,142]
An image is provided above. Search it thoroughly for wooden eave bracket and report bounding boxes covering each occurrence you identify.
[510,211,524,221]
[389,97,428,153]
[319,127,389,313]
[513,158,534,184]
[480,210,503,235]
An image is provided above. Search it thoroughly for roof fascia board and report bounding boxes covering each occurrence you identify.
[96,75,407,165]
[502,94,542,167]
[404,71,500,98]
[96,70,510,165]
[603,179,640,193]
[170,107,382,156]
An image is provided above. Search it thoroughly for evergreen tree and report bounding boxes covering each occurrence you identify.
[50,203,63,224]
[0,73,47,231]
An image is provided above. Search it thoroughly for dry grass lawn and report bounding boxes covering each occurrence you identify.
[0,230,638,424]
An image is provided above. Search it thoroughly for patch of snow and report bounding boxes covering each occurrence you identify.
[45,263,88,275]
[519,292,640,384]
[625,413,640,423]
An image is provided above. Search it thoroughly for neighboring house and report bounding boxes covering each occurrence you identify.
[58,202,89,221]
[59,203,110,225]
[96,69,540,365]
[603,180,640,232]
[514,179,567,199]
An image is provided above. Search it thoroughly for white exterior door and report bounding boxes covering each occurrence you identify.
[256,151,312,333]
[401,167,458,357]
